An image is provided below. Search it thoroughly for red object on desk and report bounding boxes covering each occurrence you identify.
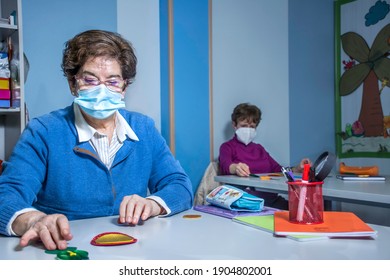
[90,232,137,246]
[302,163,310,182]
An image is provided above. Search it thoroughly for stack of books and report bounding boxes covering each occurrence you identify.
[0,78,11,108]
[233,211,377,242]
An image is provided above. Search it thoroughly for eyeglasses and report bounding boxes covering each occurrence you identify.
[76,75,126,92]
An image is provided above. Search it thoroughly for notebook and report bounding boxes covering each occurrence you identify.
[336,175,386,181]
[273,211,377,238]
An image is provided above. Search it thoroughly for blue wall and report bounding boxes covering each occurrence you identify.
[288,0,335,162]
[160,0,210,191]
[172,0,210,191]
[160,0,170,145]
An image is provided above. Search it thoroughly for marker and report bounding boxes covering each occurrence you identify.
[297,163,311,222]
[286,167,295,180]
[287,170,295,181]
[281,167,296,182]
[302,163,310,183]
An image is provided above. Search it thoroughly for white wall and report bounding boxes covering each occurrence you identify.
[212,0,290,166]
[117,0,161,130]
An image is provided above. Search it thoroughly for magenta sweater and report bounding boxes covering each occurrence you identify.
[218,136,282,203]
[219,136,282,175]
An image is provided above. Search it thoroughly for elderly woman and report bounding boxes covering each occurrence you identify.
[219,103,309,209]
[0,30,193,250]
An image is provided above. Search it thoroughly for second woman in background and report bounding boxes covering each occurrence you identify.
[219,103,310,209]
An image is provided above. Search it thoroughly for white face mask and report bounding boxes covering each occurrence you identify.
[235,127,256,145]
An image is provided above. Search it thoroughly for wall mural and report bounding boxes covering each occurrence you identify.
[335,0,390,158]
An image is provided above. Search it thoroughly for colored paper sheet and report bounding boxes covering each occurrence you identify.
[233,215,328,242]
[274,211,377,237]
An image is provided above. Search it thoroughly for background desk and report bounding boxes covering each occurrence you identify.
[1,209,390,260]
[214,175,390,208]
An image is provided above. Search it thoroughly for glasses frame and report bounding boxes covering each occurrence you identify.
[75,75,127,92]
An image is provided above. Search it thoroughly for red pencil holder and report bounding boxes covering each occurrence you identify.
[287,181,324,224]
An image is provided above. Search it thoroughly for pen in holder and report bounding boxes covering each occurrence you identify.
[287,180,324,224]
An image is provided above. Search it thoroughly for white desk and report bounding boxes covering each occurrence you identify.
[1,209,390,260]
[214,175,390,208]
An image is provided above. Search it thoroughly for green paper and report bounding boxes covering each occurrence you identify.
[233,215,329,242]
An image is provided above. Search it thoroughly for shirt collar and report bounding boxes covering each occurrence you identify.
[73,103,139,143]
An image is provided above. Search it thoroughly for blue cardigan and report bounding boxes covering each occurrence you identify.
[0,105,193,235]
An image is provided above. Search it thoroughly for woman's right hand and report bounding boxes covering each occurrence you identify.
[12,211,73,250]
[230,162,250,177]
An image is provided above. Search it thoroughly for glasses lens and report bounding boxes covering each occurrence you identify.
[105,79,124,92]
[84,77,99,86]
[76,76,125,92]
[77,76,99,87]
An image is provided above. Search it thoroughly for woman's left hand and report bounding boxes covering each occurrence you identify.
[118,195,163,225]
[294,158,312,173]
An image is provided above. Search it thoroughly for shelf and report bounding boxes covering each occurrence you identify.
[0,107,20,114]
[0,0,24,161]
[0,23,17,38]
[0,22,17,29]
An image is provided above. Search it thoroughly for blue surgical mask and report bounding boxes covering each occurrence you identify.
[74,84,125,119]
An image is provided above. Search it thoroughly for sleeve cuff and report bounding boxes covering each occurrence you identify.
[146,196,171,217]
[7,208,37,236]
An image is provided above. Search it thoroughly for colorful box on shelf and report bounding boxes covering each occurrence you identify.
[0,99,11,108]
[0,78,10,90]
[0,89,10,99]
[0,78,11,108]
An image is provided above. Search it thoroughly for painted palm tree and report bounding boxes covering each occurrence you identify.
[340,23,390,137]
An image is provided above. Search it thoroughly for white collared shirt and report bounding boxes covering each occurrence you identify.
[73,103,139,169]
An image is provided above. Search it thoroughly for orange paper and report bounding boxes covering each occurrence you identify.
[274,211,377,238]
